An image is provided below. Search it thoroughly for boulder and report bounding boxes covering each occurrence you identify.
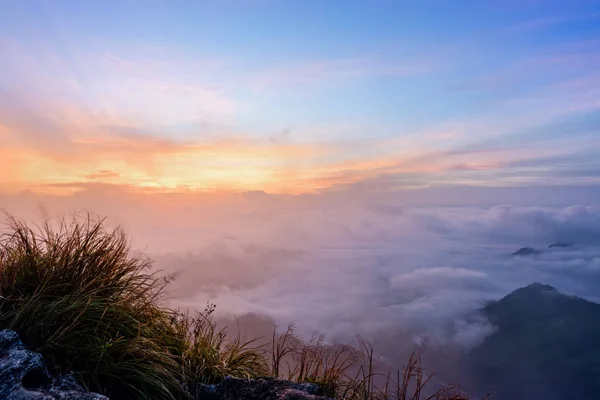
[0,329,108,400]
[195,376,333,400]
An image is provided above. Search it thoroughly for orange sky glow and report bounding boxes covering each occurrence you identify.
[2,121,577,196]
[0,128,430,195]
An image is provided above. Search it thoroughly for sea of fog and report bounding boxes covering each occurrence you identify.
[3,188,600,360]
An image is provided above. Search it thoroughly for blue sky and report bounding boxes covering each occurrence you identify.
[0,0,599,193]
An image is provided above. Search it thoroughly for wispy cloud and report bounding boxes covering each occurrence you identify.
[249,56,431,91]
[2,12,600,195]
[85,170,121,180]
[2,91,599,194]
[0,39,236,130]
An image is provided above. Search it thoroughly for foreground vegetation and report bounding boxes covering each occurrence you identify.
[0,214,468,400]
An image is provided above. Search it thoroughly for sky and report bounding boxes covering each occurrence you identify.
[1,0,600,194]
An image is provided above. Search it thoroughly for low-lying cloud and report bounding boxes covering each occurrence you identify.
[4,187,600,356]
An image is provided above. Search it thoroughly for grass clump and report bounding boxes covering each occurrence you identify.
[0,214,267,399]
[174,304,269,396]
[271,323,360,397]
[271,324,470,400]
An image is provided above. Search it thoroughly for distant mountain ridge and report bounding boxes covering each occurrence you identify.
[512,247,541,256]
[463,283,600,400]
[512,242,576,255]
[548,242,574,248]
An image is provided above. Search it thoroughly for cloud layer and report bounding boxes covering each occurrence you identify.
[4,188,600,352]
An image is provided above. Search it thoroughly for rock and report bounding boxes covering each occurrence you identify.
[0,329,108,400]
[512,247,541,256]
[195,376,333,400]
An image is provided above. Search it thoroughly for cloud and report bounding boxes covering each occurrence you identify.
[450,163,503,171]
[390,267,490,292]
[249,57,430,91]
[413,205,600,245]
[85,170,120,180]
[3,184,600,388]
[0,39,236,127]
[0,114,336,193]
[7,94,595,194]
[452,317,497,349]
[2,34,600,194]
[139,199,600,343]
[0,40,446,193]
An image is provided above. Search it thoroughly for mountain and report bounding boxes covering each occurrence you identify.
[549,242,574,248]
[463,283,600,400]
[512,247,541,256]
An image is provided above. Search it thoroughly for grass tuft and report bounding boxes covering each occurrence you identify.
[0,213,268,399]
[270,325,470,400]
[0,214,186,399]
[174,304,269,396]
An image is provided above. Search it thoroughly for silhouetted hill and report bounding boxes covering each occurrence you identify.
[548,242,574,248]
[463,283,600,400]
[512,247,541,256]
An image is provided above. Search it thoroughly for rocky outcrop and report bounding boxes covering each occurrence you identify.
[0,329,107,400]
[196,376,333,400]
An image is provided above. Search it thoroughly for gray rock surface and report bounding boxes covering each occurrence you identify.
[0,329,107,400]
[196,376,333,400]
